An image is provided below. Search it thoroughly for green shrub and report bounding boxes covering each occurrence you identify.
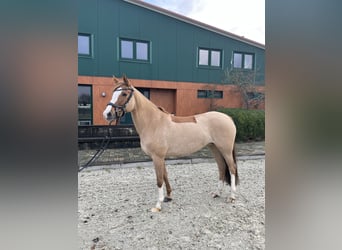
[217,108,265,142]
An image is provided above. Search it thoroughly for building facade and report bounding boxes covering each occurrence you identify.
[78,0,265,125]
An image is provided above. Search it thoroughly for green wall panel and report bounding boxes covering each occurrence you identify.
[78,0,265,85]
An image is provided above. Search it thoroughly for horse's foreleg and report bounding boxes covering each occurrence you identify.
[151,157,165,212]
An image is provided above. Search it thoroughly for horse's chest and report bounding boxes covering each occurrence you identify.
[140,137,167,157]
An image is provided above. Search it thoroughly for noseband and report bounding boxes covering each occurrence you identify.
[107,87,134,120]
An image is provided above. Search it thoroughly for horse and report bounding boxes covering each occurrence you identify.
[103,75,239,212]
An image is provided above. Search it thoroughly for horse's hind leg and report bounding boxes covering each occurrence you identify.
[163,165,172,202]
[208,144,227,198]
[222,148,239,203]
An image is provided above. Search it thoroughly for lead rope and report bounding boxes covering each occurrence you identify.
[78,118,118,172]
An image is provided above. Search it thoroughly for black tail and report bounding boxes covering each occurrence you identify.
[224,146,239,186]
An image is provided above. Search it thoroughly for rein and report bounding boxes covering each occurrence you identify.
[78,119,116,172]
[78,87,134,172]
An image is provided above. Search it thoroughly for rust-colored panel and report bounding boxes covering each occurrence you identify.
[78,76,265,125]
[150,89,176,114]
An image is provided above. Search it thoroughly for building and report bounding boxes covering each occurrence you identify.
[78,0,265,125]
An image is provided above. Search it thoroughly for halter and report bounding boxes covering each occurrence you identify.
[107,87,134,121]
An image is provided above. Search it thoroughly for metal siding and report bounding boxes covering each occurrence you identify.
[176,25,195,82]
[78,0,99,75]
[78,0,265,84]
[156,20,177,81]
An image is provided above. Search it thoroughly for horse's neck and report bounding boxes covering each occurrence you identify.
[131,89,162,135]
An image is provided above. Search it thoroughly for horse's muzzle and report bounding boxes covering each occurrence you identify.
[104,108,124,122]
[105,111,115,121]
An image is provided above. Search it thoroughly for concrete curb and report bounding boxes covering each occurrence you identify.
[79,154,265,172]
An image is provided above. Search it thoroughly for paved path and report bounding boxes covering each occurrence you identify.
[78,141,265,170]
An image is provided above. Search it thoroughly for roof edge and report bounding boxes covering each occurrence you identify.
[124,0,265,49]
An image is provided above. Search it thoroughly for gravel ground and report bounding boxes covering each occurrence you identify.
[78,157,265,250]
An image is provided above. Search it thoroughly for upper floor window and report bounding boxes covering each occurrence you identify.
[120,38,150,62]
[198,48,222,68]
[78,33,92,56]
[233,52,254,70]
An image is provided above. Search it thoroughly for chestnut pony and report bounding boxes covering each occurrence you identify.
[103,76,239,212]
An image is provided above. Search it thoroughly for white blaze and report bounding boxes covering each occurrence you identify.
[102,88,122,119]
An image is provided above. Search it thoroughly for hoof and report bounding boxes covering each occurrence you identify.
[211,192,220,198]
[163,197,172,202]
[228,197,236,203]
[151,207,161,213]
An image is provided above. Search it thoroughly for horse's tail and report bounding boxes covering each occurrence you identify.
[224,145,239,186]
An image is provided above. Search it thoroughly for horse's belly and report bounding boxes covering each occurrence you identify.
[165,128,210,157]
[166,143,206,157]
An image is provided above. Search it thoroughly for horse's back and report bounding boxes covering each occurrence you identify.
[196,111,235,127]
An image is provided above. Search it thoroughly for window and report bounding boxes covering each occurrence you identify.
[78,85,92,125]
[78,34,91,56]
[247,91,265,100]
[121,40,133,59]
[198,48,222,67]
[233,53,242,68]
[211,50,221,67]
[136,42,148,60]
[137,88,150,99]
[244,54,253,69]
[199,49,209,65]
[233,52,254,69]
[197,90,223,99]
[120,38,150,62]
[197,90,207,98]
[213,90,223,98]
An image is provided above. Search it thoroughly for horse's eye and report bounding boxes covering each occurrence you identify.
[122,93,127,97]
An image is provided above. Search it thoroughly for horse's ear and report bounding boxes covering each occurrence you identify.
[112,75,119,84]
[122,74,131,86]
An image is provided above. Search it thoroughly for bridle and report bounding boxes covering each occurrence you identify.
[107,87,134,122]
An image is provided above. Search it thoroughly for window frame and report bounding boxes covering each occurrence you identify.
[119,38,151,63]
[78,84,93,125]
[232,51,255,70]
[197,90,223,99]
[78,33,93,57]
[197,47,223,68]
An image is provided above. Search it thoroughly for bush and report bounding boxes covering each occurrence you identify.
[217,108,265,142]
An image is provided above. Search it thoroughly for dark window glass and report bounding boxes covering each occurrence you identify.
[78,85,92,125]
[137,88,150,99]
[213,90,223,98]
[197,90,223,98]
[197,90,207,98]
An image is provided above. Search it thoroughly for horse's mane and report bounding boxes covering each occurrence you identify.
[116,81,197,123]
[157,106,170,114]
[158,106,197,123]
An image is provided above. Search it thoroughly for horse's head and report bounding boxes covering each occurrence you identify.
[103,75,135,122]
